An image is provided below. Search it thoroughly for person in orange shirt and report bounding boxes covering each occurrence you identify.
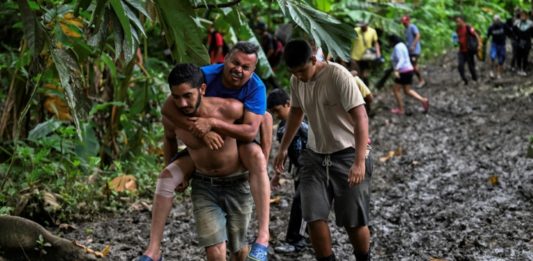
[455,16,481,85]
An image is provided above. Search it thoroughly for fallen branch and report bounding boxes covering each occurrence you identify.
[0,215,101,261]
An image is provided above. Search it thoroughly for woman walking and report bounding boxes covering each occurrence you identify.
[389,34,429,115]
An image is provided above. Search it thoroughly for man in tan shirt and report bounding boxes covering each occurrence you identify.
[274,39,372,261]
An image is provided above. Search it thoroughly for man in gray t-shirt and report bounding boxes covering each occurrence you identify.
[402,15,426,88]
[274,39,372,261]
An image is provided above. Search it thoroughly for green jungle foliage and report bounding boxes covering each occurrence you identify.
[0,0,524,222]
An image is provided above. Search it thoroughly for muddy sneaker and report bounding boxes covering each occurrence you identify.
[489,71,495,78]
[496,74,502,80]
[247,242,268,261]
[274,239,307,253]
[274,243,296,253]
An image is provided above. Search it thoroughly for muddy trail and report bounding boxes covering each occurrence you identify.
[59,52,533,261]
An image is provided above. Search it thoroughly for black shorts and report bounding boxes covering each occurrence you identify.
[394,71,414,85]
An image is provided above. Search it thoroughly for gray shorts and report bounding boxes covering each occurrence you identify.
[298,148,373,227]
[191,172,253,253]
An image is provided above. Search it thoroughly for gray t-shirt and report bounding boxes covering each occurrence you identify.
[290,62,365,154]
[405,23,421,55]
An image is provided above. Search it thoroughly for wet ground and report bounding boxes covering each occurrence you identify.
[61,52,533,261]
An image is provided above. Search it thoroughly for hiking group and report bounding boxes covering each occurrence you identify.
[138,9,531,261]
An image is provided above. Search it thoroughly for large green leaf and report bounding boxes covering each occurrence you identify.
[155,0,209,65]
[110,11,124,60]
[50,48,83,140]
[110,0,135,62]
[28,119,62,140]
[123,1,146,38]
[278,0,355,61]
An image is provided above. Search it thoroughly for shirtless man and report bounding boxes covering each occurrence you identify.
[146,63,252,261]
[141,42,270,261]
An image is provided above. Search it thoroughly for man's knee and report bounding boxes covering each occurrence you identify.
[239,142,265,162]
[206,243,226,261]
[155,162,184,198]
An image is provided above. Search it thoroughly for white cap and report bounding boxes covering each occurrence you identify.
[493,14,500,22]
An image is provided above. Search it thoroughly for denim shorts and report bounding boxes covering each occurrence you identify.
[191,172,253,253]
[490,43,506,65]
[298,148,373,227]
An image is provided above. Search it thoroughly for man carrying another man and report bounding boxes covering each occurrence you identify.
[141,42,271,261]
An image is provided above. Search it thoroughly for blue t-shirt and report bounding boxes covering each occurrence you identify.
[201,64,266,115]
[405,24,421,55]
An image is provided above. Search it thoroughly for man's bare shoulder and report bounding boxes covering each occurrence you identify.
[161,96,175,118]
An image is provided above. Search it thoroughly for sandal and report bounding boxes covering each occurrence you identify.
[138,255,163,261]
[247,242,268,261]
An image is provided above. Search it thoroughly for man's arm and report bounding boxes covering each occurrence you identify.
[347,104,369,186]
[273,107,305,173]
[190,109,263,142]
[411,32,420,52]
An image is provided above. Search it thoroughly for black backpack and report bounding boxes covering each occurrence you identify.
[466,25,478,52]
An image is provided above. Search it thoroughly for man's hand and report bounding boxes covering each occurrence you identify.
[188,117,213,137]
[273,149,288,173]
[348,161,366,187]
[202,131,224,150]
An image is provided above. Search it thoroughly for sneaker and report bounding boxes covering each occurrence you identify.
[489,71,495,78]
[416,80,426,88]
[274,243,296,253]
[496,74,502,80]
[390,108,404,115]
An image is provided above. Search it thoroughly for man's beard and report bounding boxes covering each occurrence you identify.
[180,94,202,117]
